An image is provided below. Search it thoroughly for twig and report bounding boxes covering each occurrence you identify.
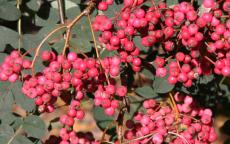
[168,131,190,144]
[204,56,215,65]
[169,92,180,133]
[31,25,66,71]
[219,76,226,85]
[57,0,66,24]
[7,125,23,144]
[69,43,89,58]
[31,1,96,72]
[87,14,111,85]
[62,12,86,55]
[100,121,116,143]
[16,0,22,53]
[122,132,155,144]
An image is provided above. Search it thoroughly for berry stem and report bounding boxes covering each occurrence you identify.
[69,43,89,58]
[165,55,173,62]
[100,121,116,143]
[204,56,215,65]
[31,25,67,69]
[123,132,155,144]
[219,76,226,85]
[57,0,66,24]
[169,92,180,127]
[168,131,190,144]
[16,0,22,54]
[62,11,86,55]
[87,14,111,85]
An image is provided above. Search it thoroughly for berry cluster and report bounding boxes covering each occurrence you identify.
[124,93,217,144]
[0,51,31,82]
[93,14,142,72]
[59,128,99,144]
[94,0,230,87]
[0,0,226,143]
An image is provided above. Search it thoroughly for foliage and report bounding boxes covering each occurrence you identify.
[0,0,230,143]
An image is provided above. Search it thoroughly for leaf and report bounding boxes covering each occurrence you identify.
[135,86,157,98]
[198,4,211,16]
[141,68,155,80]
[0,81,14,111]
[22,34,41,52]
[35,8,59,26]
[0,2,21,21]
[26,0,40,11]
[11,135,33,144]
[125,101,142,119]
[37,24,65,41]
[12,81,35,112]
[199,74,214,84]
[0,26,19,50]
[66,6,81,19]
[166,0,178,7]
[52,39,65,54]
[51,0,78,10]
[133,36,149,52]
[22,115,46,139]
[104,1,123,18]
[152,76,175,94]
[198,0,203,5]
[0,124,14,143]
[11,118,23,129]
[0,113,17,125]
[93,106,115,130]
[100,49,118,58]
[71,17,93,53]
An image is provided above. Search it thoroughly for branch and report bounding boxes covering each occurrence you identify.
[168,131,190,144]
[87,14,111,85]
[31,25,66,70]
[7,125,23,144]
[57,0,66,24]
[16,0,22,53]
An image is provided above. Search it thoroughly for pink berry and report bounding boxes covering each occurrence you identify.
[98,2,108,11]
[203,0,215,8]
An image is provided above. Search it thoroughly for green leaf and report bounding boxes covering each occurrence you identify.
[22,115,46,139]
[0,2,21,21]
[66,6,81,19]
[0,26,19,50]
[26,0,40,11]
[93,106,114,130]
[35,8,59,26]
[141,68,155,80]
[152,76,175,94]
[52,39,65,54]
[135,86,157,98]
[22,34,40,52]
[133,36,149,52]
[11,118,23,130]
[51,0,78,10]
[198,0,203,5]
[0,124,14,143]
[0,81,14,111]
[0,113,17,125]
[126,101,142,119]
[37,24,65,41]
[11,135,33,144]
[71,17,93,53]
[12,81,35,112]
[199,74,214,84]
[104,1,123,18]
[100,49,118,58]
[166,0,178,7]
